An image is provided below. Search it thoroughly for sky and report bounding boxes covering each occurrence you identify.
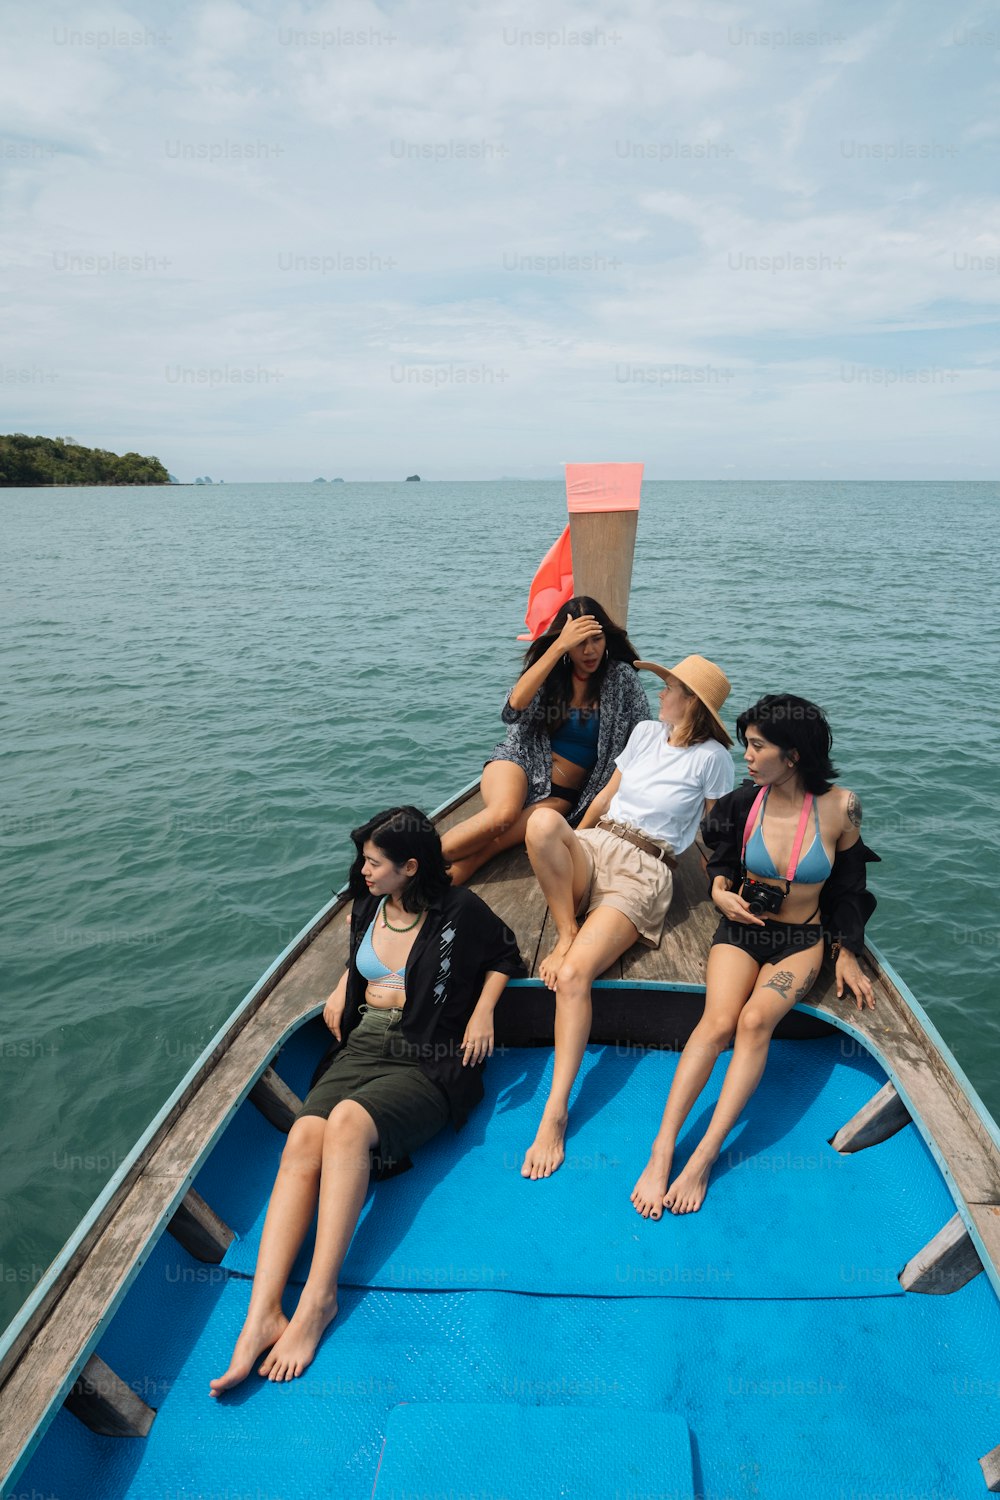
[2,0,999,481]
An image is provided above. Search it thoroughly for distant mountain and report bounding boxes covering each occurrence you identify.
[405,474,421,481]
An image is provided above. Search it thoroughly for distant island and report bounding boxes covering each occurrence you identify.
[406,474,420,481]
[0,434,170,486]
[312,477,345,483]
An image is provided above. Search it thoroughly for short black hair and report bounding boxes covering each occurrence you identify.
[347,805,451,912]
[736,695,838,795]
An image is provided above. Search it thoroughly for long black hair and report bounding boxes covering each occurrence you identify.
[523,595,640,732]
[736,695,838,795]
[347,805,451,912]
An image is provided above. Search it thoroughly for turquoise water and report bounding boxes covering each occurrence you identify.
[2,480,999,1327]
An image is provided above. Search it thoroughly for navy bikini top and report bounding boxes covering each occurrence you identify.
[743,788,834,885]
[549,707,600,769]
[355,903,407,992]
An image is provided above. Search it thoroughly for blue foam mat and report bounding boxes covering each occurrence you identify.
[18,1230,1000,1500]
[203,1034,956,1298]
[373,1402,694,1497]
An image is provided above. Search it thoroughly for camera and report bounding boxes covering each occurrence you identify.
[740,877,786,918]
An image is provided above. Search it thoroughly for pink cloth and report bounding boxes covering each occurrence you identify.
[564,462,643,513]
[516,524,574,640]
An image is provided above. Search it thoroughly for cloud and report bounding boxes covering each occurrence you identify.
[2,0,998,476]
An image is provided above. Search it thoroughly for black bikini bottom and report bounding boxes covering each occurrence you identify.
[549,781,582,810]
[711,917,823,964]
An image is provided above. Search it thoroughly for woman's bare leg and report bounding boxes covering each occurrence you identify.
[666,943,823,1214]
[440,762,529,865]
[631,945,758,1219]
[260,1100,379,1381]
[210,1116,326,1395]
[524,807,593,988]
[522,905,638,1180]
[448,794,574,885]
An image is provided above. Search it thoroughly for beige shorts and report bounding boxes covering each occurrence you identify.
[575,826,675,948]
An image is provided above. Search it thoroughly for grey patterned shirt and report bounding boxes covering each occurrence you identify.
[487,660,650,825]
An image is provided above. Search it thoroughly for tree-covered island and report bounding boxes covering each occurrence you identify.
[0,434,171,486]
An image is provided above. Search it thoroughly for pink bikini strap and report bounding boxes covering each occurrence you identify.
[741,787,815,881]
[786,793,815,881]
[741,787,768,863]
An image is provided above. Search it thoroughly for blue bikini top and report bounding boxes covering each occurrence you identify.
[744,788,833,885]
[356,903,407,991]
[549,707,600,769]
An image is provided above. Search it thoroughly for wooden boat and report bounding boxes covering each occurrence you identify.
[2,472,999,1500]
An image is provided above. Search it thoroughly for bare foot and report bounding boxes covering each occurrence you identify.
[521,1114,568,1179]
[538,932,576,990]
[209,1308,289,1396]
[630,1146,674,1220]
[664,1151,716,1215]
[258,1294,338,1382]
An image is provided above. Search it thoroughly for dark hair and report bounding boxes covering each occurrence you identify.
[736,695,838,795]
[347,805,451,912]
[523,595,640,731]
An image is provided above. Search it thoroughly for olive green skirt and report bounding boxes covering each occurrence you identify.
[298,1004,450,1177]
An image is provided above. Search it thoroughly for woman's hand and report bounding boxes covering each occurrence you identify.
[712,882,766,926]
[555,613,601,653]
[836,949,875,1010]
[460,1001,495,1067]
[323,974,348,1040]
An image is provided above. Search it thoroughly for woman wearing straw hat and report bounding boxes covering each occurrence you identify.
[520,654,735,1179]
[631,692,877,1219]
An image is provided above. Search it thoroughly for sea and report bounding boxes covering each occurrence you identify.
[2,480,998,1329]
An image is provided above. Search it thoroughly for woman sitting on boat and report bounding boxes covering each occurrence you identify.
[210,807,524,1394]
[631,694,877,1220]
[440,597,649,884]
[520,655,736,1178]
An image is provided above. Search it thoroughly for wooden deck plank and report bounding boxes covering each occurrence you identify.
[899,1212,983,1294]
[65,1353,156,1438]
[980,1441,1000,1491]
[829,1082,912,1154]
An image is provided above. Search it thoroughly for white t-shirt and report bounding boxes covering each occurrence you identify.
[607,720,735,853]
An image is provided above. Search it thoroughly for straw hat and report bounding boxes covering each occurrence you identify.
[633,655,732,741]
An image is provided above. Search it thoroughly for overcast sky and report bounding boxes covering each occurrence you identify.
[2,0,999,480]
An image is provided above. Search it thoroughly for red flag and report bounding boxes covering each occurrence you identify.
[516,524,574,640]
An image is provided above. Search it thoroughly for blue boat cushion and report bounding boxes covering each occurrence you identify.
[205,1037,957,1298]
[372,1402,693,1497]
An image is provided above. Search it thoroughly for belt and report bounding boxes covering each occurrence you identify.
[596,818,678,869]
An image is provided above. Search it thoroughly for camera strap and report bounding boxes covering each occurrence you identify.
[741,787,815,885]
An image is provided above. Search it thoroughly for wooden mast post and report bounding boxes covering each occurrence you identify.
[565,463,643,628]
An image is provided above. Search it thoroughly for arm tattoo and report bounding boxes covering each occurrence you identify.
[847,791,862,829]
[761,968,794,998]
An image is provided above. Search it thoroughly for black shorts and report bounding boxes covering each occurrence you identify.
[711,917,823,965]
